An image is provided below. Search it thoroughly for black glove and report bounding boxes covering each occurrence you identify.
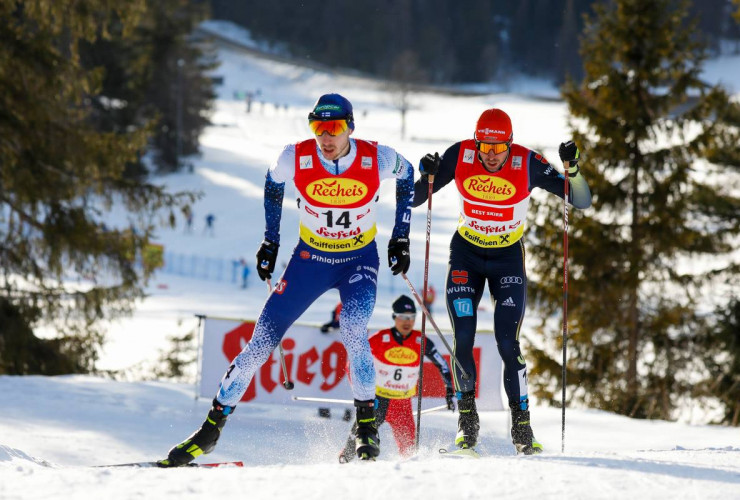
[559,141,581,177]
[445,388,455,412]
[255,239,279,281]
[419,152,441,179]
[387,237,410,275]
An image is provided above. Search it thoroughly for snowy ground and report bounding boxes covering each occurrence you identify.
[1,375,739,500]
[3,23,740,500]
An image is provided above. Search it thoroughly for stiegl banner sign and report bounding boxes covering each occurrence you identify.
[198,317,505,410]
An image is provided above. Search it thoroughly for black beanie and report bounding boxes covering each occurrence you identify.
[392,295,416,315]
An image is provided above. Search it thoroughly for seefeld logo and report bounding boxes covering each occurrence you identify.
[385,346,418,365]
[464,175,516,201]
[307,178,367,205]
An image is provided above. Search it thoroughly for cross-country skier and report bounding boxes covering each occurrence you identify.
[160,93,414,466]
[338,295,455,462]
[414,108,592,455]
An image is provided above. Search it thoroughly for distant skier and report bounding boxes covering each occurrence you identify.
[414,108,592,455]
[204,213,215,236]
[160,93,414,466]
[338,295,454,462]
[320,302,342,333]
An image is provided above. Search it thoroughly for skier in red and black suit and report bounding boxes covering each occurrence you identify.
[338,295,454,462]
[414,108,592,455]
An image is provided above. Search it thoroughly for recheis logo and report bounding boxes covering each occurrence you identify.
[464,175,516,201]
[306,178,367,205]
[384,346,418,365]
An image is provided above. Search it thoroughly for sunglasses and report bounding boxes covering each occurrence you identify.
[394,313,416,321]
[309,119,349,136]
[476,140,510,155]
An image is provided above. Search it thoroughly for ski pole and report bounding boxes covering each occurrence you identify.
[267,279,295,390]
[561,161,570,453]
[292,396,447,416]
[292,396,352,405]
[416,172,435,451]
[400,272,470,380]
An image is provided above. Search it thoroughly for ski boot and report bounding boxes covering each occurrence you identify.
[455,391,480,450]
[510,400,543,455]
[354,400,380,460]
[159,398,235,467]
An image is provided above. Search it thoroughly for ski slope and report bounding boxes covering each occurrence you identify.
[0,375,738,500]
[2,22,740,500]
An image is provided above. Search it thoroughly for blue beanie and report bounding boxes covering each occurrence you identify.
[308,93,355,130]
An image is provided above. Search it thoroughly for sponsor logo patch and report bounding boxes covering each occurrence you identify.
[512,156,522,170]
[300,251,311,259]
[384,346,419,365]
[463,149,475,164]
[299,155,313,170]
[361,156,373,169]
[500,276,523,285]
[453,298,474,317]
[306,178,367,205]
[451,270,469,285]
[275,280,287,294]
[463,175,516,201]
[501,296,516,307]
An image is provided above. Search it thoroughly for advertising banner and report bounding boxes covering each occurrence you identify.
[199,317,505,410]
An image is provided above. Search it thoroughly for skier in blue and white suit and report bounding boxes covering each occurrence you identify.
[162,94,414,466]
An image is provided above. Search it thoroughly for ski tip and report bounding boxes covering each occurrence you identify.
[439,447,480,459]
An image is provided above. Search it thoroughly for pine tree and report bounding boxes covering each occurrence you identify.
[81,0,216,173]
[0,0,196,374]
[526,0,740,420]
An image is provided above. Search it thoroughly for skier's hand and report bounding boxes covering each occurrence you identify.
[255,239,279,281]
[445,388,456,412]
[559,141,581,177]
[419,152,441,179]
[387,237,410,275]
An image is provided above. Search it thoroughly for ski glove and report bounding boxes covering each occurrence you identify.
[559,141,581,177]
[387,237,410,275]
[445,388,456,412]
[419,152,441,179]
[256,239,279,281]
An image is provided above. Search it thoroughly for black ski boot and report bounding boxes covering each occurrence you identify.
[455,391,480,449]
[510,400,543,455]
[354,400,380,460]
[160,398,235,467]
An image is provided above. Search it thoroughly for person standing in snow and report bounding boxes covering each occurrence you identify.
[161,93,414,466]
[414,108,592,455]
[338,295,454,462]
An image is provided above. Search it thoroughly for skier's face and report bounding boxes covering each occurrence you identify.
[394,313,415,336]
[478,146,509,172]
[315,127,352,161]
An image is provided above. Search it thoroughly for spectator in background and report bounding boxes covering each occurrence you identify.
[241,259,250,288]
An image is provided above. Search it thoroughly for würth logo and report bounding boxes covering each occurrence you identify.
[451,270,469,285]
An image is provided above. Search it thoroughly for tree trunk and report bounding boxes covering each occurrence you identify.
[627,156,640,405]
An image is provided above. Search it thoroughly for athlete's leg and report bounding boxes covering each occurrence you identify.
[336,250,380,402]
[445,234,486,393]
[217,243,331,406]
[487,241,529,409]
[385,398,415,457]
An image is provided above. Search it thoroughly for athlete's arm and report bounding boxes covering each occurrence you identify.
[528,151,592,209]
[263,146,293,243]
[424,337,454,390]
[378,145,413,239]
[412,142,460,207]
